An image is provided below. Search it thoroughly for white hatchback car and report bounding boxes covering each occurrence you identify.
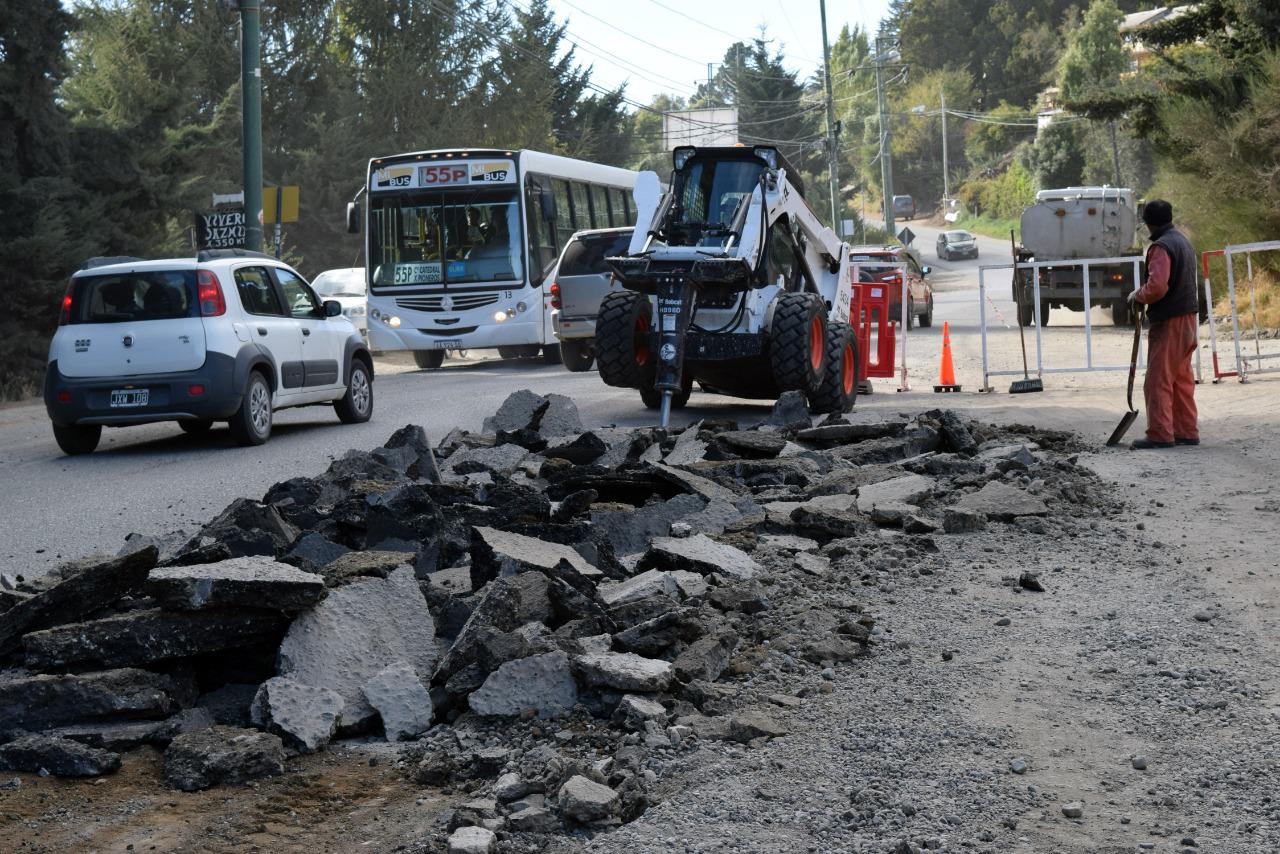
[44,249,375,455]
[310,267,368,338]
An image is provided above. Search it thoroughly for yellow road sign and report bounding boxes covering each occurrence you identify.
[263,185,300,223]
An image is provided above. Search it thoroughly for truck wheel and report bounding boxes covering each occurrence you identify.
[1038,299,1050,326]
[1111,299,1131,327]
[53,424,101,456]
[808,322,858,414]
[560,339,595,373]
[640,373,692,410]
[596,291,652,388]
[541,343,563,365]
[769,292,826,392]
[413,350,444,370]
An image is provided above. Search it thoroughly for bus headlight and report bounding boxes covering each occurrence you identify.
[516,301,528,313]
[370,307,382,320]
[494,310,507,323]
[388,315,401,328]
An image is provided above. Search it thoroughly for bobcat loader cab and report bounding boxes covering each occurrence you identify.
[601,145,857,425]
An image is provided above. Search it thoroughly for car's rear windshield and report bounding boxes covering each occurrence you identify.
[894,196,913,203]
[849,254,900,277]
[944,231,972,241]
[69,271,196,324]
[559,232,633,277]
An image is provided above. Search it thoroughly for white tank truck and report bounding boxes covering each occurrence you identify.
[1015,186,1143,327]
[598,145,859,427]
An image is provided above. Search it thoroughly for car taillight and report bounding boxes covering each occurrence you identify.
[58,288,73,326]
[188,384,205,396]
[550,282,561,310]
[197,269,226,316]
[57,390,71,403]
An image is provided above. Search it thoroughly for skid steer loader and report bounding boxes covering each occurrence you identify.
[600,145,857,426]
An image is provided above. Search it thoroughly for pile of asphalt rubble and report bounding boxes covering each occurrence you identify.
[0,390,1112,854]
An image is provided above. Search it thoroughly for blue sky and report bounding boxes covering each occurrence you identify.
[543,0,895,105]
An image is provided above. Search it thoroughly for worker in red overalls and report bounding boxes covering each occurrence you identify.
[1129,199,1199,449]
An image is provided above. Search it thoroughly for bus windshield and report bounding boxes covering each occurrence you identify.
[369,187,524,288]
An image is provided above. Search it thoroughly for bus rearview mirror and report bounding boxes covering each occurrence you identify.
[346,202,361,234]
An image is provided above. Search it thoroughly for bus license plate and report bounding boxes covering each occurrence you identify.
[431,340,462,350]
[110,389,149,408]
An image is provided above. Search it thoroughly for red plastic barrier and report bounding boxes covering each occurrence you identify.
[850,281,896,381]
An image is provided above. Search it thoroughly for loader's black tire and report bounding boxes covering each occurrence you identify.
[596,291,652,388]
[807,321,858,415]
[769,292,826,393]
[640,372,693,410]
[560,339,595,372]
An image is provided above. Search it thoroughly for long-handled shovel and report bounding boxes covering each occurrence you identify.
[1008,231,1044,394]
[1107,302,1144,446]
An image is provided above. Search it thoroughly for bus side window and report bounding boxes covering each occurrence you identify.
[570,182,592,231]
[552,179,573,246]
[609,188,627,227]
[589,185,609,229]
[624,191,634,225]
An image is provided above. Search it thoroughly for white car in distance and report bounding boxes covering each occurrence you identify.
[311,268,368,338]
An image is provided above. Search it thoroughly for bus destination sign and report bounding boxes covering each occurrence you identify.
[372,158,515,192]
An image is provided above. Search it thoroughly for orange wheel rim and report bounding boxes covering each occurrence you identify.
[809,316,823,371]
[841,342,854,394]
[634,313,650,366]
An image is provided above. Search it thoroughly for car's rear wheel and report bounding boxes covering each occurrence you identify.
[413,350,445,370]
[178,419,213,435]
[229,371,272,446]
[53,424,101,456]
[560,338,595,372]
[335,358,374,424]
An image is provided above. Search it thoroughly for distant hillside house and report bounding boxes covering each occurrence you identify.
[1121,5,1197,70]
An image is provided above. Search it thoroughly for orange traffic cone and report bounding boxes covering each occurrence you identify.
[934,321,961,393]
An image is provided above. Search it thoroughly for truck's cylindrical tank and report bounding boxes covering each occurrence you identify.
[1020,188,1137,261]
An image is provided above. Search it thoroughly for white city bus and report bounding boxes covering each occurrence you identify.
[349,148,640,368]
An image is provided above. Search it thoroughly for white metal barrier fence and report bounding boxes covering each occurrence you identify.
[978,255,1145,391]
[1205,240,1280,383]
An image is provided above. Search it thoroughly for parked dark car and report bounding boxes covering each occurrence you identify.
[892,194,916,221]
[936,229,979,261]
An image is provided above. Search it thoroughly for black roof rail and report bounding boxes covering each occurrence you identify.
[196,248,276,263]
[80,255,145,270]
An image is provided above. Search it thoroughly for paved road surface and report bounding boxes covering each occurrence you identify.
[0,223,1204,579]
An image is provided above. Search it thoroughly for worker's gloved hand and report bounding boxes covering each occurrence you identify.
[1126,289,1139,304]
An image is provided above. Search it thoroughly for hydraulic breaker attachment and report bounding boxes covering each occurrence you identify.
[652,273,695,428]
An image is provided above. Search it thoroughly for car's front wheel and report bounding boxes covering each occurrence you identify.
[229,371,272,446]
[335,358,374,424]
[53,424,101,456]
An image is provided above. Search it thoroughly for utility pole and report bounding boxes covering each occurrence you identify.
[1108,120,1123,187]
[819,0,840,232]
[875,33,897,237]
[239,0,264,252]
[940,88,950,204]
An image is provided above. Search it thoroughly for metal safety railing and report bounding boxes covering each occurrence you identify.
[978,255,1145,391]
[1203,240,1280,383]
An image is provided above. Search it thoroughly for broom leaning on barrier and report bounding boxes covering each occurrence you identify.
[1009,230,1045,394]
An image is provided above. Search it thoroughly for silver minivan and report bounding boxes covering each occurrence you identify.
[549,227,633,373]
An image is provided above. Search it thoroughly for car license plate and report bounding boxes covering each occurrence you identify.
[110,389,149,408]
[431,340,463,350]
